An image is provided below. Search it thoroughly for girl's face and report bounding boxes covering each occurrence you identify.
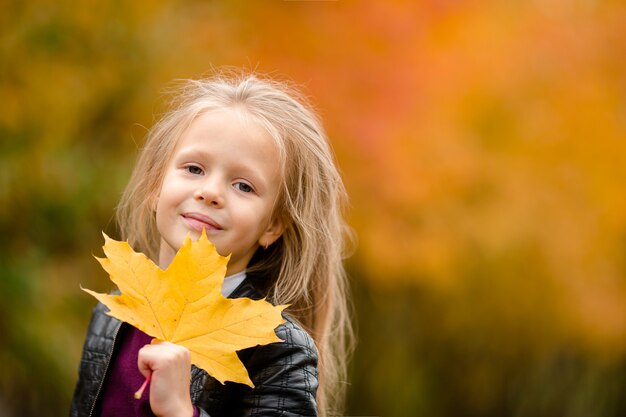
[155,109,284,275]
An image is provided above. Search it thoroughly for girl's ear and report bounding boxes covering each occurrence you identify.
[259,216,285,249]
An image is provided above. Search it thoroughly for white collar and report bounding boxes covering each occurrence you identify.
[221,270,247,297]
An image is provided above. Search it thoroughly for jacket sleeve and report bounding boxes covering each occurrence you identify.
[69,303,121,417]
[193,319,319,417]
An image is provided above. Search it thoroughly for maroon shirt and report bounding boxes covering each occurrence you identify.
[97,323,199,417]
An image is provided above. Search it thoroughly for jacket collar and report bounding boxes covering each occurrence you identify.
[228,276,263,300]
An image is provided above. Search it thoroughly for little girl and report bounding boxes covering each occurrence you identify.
[70,71,353,417]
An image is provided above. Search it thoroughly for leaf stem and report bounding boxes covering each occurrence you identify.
[134,371,152,399]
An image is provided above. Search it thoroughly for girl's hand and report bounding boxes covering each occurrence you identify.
[138,340,195,417]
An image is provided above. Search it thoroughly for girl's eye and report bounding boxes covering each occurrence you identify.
[234,182,254,193]
[186,165,204,175]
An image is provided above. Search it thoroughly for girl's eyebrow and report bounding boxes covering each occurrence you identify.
[174,147,210,160]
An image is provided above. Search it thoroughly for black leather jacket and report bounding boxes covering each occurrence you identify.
[70,277,319,416]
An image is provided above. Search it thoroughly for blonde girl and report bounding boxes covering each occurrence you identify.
[71,70,354,417]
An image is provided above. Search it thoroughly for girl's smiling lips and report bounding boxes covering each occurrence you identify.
[182,212,223,232]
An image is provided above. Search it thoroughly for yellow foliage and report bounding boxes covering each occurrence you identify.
[83,231,286,387]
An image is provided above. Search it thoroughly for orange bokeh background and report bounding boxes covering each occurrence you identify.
[1,1,626,416]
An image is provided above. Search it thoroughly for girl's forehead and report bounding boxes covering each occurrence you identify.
[179,109,282,150]
[172,111,281,165]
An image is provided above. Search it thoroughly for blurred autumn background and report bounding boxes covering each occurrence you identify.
[2,0,626,416]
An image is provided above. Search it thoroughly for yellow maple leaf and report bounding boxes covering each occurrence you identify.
[82,231,286,387]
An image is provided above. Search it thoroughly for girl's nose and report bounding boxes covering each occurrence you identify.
[194,179,224,207]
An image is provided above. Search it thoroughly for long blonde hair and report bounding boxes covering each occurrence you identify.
[116,70,354,416]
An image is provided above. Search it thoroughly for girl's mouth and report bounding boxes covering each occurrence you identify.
[182,213,222,233]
